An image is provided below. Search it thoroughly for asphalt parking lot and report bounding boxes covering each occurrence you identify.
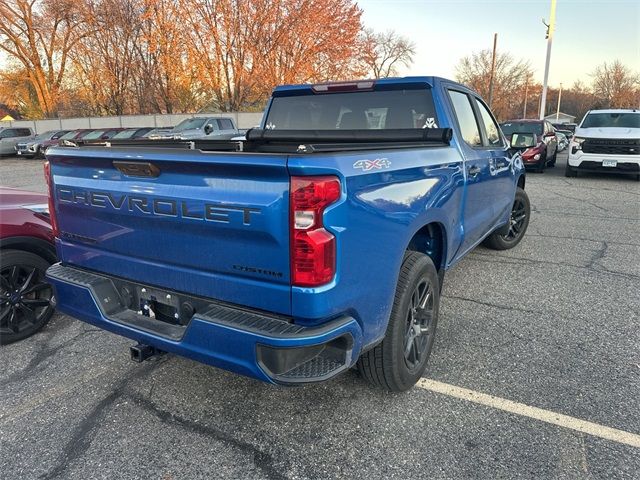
[1,152,638,479]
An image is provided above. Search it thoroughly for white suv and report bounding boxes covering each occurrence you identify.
[566,109,640,180]
[0,127,34,156]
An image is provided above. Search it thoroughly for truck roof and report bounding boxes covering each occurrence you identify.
[585,109,639,114]
[272,76,469,95]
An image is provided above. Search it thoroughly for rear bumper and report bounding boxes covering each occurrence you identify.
[47,263,363,385]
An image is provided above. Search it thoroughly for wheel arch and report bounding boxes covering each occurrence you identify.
[406,222,447,286]
[0,237,57,264]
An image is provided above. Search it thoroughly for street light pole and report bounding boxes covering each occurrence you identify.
[488,33,498,108]
[539,0,557,120]
[556,82,563,121]
[523,75,530,118]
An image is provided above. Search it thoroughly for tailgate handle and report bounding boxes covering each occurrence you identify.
[113,161,160,178]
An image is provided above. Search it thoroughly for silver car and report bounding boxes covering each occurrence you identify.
[0,127,34,156]
[164,117,238,140]
[15,130,69,158]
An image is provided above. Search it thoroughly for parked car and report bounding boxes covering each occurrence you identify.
[15,130,69,158]
[566,109,640,180]
[556,131,569,151]
[500,119,558,172]
[552,122,577,134]
[0,127,34,156]
[0,187,56,344]
[45,76,529,392]
[56,129,94,145]
[111,127,155,140]
[79,128,124,141]
[162,117,239,139]
[144,127,174,139]
[556,128,574,142]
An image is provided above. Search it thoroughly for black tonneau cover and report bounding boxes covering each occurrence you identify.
[72,128,452,154]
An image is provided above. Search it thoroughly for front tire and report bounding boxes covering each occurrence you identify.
[0,250,55,344]
[483,187,530,250]
[565,162,578,177]
[358,251,439,392]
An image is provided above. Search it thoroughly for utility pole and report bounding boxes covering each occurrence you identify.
[488,33,498,108]
[523,75,530,118]
[555,82,563,121]
[539,0,557,119]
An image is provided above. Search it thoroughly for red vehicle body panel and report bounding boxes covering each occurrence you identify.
[0,188,54,245]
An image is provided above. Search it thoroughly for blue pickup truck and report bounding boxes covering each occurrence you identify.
[44,77,529,391]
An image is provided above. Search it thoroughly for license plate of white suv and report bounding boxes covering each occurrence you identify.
[602,160,617,167]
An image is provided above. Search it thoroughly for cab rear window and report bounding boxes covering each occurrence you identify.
[265,89,438,130]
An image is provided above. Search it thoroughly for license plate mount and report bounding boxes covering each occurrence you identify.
[602,159,617,167]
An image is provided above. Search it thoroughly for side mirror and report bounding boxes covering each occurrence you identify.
[510,132,536,149]
[544,131,556,138]
[204,123,214,135]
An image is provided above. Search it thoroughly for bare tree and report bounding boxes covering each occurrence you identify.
[560,80,598,123]
[0,0,85,117]
[360,28,415,78]
[455,49,533,120]
[591,60,640,109]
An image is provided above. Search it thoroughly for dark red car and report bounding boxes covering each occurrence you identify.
[501,119,559,172]
[0,187,56,344]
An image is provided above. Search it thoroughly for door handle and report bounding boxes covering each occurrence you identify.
[468,165,481,177]
[494,159,508,169]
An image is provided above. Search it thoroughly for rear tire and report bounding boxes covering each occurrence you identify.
[357,251,439,392]
[483,187,530,251]
[0,250,55,345]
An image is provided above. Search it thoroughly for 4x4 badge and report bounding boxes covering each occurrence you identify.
[353,158,391,171]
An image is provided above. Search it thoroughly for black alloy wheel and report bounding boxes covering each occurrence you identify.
[403,277,436,373]
[501,197,527,243]
[0,250,55,344]
[483,187,531,250]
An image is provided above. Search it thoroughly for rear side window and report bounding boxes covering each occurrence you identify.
[82,130,107,140]
[0,129,15,138]
[113,129,136,139]
[448,90,482,147]
[217,118,234,130]
[474,99,502,146]
[265,89,438,130]
[59,130,79,140]
[52,131,68,139]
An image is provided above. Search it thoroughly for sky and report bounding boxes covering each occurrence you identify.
[357,0,640,87]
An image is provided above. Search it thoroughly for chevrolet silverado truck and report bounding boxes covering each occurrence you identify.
[566,109,640,180]
[44,77,529,391]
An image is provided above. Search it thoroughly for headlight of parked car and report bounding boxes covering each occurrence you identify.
[571,137,585,154]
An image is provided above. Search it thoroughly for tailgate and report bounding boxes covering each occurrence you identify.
[46,146,292,315]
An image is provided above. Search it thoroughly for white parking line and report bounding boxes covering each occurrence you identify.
[417,378,640,449]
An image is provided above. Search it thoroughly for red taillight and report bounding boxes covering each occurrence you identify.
[43,161,59,237]
[290,176,341,287]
